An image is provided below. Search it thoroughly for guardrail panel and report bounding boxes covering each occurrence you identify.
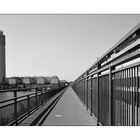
[92,77,98,118]
[88,78,91,110]
[17,99,28,118]
[0,103,14,125]
[99,75,109,125]
[71,24,140,126]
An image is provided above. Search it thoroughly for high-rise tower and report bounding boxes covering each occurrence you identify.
[0,31,6,83]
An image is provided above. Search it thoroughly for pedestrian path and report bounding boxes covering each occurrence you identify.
[42,87,97,126]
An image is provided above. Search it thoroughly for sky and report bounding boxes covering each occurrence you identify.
[0,15,140,81]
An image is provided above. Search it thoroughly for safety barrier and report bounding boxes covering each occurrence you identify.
[0,86,65,126]
[72,23,140,126]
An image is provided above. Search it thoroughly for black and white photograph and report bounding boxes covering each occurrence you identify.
[0,14,140,127]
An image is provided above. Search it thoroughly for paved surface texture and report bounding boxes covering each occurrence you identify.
[42,87,97,126]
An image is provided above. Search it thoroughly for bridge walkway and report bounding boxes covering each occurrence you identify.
[42,87,97,126]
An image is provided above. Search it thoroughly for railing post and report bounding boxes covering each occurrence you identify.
[35,88,38,108]
[109,66,115,126]
[27,95,30,115]
[83,79,85,106]
[45,86,47,93]
[90,75,93,116]
[41,88,43,104]
[14,90,17,125]
[44,87,46,100]
[97,62,101,126]
[81,77,83,103]
[86,72,89,110]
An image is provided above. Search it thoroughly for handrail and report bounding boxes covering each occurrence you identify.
[0,87,35,93]
[73,22,140,82]
[0,85,66,126]
[72,22,140,126]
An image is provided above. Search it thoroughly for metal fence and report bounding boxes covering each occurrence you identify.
[72,23,140,126]
[0,86,65,126]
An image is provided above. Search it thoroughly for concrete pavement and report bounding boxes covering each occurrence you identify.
[42,87,97,126]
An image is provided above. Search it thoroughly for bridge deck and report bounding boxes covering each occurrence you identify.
[42,87,97,126]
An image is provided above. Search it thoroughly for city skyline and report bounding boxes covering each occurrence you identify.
[0,15,140,81]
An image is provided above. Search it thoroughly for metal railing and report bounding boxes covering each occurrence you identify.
[72,23,140,126]
[0,86,65,126]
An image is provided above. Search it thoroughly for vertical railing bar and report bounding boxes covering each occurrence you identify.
[131,68,133,126]
[112,72,115,125]
[119,71,121,125]
[97,62,101,125]
[115,72,117,125]
[120,70,122,126]
[83,79,84,103]
[44,87,46,102]
[83,80,84,105]
[86,78,87,108]
[41,88,43,105]
[84,79,85,105]
[127,68,129,126]
[125,70,127,126]
[35,88,38,109]
[119,72,121,125]
[125,69,127,125]
[97,72,99,125]
[136,66,138,126]
[123,70,124,126]
[134,67,136,126]
[129,69,131,126]
[129,68,131,126]
[121,70,123,125]
[81,80,83,102]
[81,80,82,102]
[109,67,112,125]
[79,81,80,99]
[91,75,93,116]
[82,80,83,103]
[27,95,30,115]
[137,66,140,126]
[126,69,128,126]
[136,67,138,126]
[130,68,131,126]
[80,80,82,101]
[113,72,115,125]
[14,90,17,125]
[128,68,130,126]
[124,70,126,126]
[125,69,127,126]
[121,70,123,126]
[133,67,135,126]
[118,71,120,125]
[86,76,88,110]
[117,72,119,125]
[132,68,135,126]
